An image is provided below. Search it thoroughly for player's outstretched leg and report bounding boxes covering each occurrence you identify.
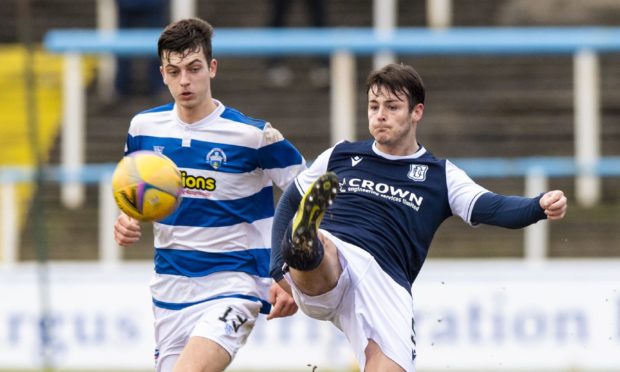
[282,172,338,271]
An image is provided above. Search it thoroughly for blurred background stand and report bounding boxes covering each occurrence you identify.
[95,0,192,104]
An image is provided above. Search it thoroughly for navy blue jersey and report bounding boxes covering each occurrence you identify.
[294,140,487,291]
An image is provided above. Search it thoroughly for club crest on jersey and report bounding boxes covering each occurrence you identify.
[206,148,227,169]
[407,164,428,182]
[153,146,165,154]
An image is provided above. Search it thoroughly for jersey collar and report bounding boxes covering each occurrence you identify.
[371,141,427,160]
[173,99,225,128]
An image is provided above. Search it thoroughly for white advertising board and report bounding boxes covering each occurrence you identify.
[413,260,620,371]
[0,260,618,371]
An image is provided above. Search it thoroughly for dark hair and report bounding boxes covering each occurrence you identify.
[157,18,214,63]
[366,63,425,112]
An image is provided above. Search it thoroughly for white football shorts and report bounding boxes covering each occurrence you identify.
[153,297,261,371]
[285,229,416,372]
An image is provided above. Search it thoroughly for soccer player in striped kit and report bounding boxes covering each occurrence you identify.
[114,18,302,371]
[270,63,567,371]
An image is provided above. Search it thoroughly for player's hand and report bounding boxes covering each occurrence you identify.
[266,280,298,320]
[114,213,141,246]
[539,190,567,220]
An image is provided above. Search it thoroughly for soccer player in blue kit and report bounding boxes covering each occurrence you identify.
[113,18,302,371]
[269,63,568,371]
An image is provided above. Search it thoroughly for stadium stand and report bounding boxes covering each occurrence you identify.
[2,0,618,261]
[0,44,96,261]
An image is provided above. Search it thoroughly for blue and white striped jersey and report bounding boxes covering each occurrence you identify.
[125,100,305,314]
[294,140,488,291]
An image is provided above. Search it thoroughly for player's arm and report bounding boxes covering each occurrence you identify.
[471,190,567,228]
[113,212,142,246]
[270,182,303,282]
[114,117,143,247]
[446,160,567,227]
[267,183,303,320]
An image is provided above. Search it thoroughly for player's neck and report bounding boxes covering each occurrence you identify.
[376,139,420,156]
[177,99,218,124]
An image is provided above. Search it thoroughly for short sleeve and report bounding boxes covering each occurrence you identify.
[258,123,306,190]
[446,160,489,225]
[294,146,335,195]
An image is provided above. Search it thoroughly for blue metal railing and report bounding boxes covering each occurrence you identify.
[44,27,620,56]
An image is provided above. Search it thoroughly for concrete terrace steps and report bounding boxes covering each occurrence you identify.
[0,0,97,43]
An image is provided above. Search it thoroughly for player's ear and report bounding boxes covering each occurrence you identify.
[411,103,424,122]
[209,58,218,78]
